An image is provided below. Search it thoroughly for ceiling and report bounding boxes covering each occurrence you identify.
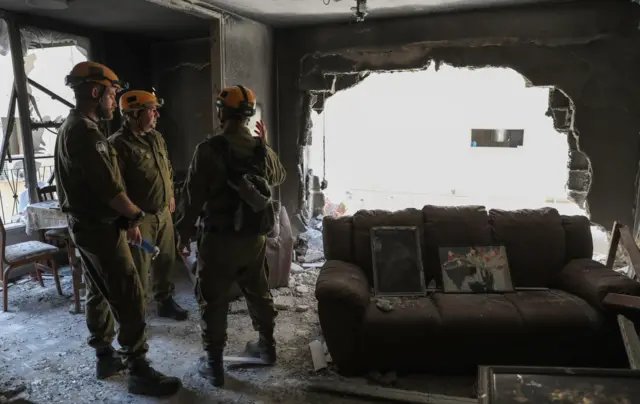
[0,0,582,32]
[198,0,573,25]
[0,0,210,38]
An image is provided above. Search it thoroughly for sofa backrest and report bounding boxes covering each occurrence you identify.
[322,205,594,288]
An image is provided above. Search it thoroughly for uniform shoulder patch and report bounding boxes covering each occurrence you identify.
[95,141,108,155]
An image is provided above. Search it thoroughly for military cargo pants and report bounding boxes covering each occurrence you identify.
[68,218,149,363]
[129,208,176,302]
[195,231,277,355]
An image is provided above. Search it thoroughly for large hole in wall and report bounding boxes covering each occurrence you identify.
[300,64,608,262]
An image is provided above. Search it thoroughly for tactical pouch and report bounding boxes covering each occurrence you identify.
[208,135,277,235]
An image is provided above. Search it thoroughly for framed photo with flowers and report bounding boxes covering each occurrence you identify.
[438,245,514,293]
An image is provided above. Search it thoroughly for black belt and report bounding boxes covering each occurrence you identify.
[142,206,167,216]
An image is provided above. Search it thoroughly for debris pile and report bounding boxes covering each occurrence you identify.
[294,217,325,264]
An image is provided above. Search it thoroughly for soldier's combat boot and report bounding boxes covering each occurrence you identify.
[95,346,126,380]
[244,333,276,365]
[157,297,188,321]
[197,353,224,387]
[127,358,182,397]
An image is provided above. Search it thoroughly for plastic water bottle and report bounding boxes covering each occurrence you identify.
[139,238,160,258]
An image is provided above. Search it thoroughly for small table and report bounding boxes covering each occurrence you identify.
[22,200,68,235]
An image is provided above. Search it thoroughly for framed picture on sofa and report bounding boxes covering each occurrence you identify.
[439,245,514,293]
[477,365,640,404]
[370,226,426,297]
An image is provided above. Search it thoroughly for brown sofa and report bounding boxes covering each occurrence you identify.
[316,205,640,375]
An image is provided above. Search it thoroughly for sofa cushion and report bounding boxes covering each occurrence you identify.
[352,208,424,285]
[490,208,566,287]
[562,215,593,262]
[322,215,354,262]
[361,297,442,370]
[432,293,523,331]
[505,290,602,331]
[422,205,492,287]
[505,289,604,366]
[362,297,441,339]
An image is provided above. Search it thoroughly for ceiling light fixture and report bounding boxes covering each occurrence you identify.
[25,0,69,10]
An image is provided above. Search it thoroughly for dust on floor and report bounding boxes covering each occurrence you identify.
[0,264,474,404]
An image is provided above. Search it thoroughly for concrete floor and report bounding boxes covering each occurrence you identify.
[0,264,475,404]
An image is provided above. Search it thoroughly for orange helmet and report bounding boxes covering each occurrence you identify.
[216,85,256,117]
[119,90,164,114]
[65,61,128,90]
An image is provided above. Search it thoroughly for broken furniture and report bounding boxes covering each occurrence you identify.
[316,206,640,375]
[477,366,640,403]
[1,217,62,312]
[603,293,640,369]
[605,221,640,280]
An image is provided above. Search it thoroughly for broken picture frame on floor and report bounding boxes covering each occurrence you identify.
[371,226,426,296]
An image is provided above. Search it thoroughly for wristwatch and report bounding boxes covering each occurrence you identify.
[130,211,145,228]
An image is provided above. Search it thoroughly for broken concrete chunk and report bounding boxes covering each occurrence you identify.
[291,263,304,274]
[274,296,294,311]
[375,298,393,312]
[295,285,309,294]
[309,340,328,371]
[277,287,292,296]
[295,304,310,313]
[270,288,280,297]
[229,300,248,314]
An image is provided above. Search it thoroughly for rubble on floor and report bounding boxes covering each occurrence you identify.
[0,261,474,403]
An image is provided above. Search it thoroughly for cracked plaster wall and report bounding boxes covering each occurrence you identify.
[274,0,640,230]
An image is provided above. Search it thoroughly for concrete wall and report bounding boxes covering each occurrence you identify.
[151,37,214,178]
[223,15,275,147]
[274,0,640,230]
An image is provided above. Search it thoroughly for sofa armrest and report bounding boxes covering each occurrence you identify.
[315,260,371,375]
[551,258,640,310]
[315,260,371,315]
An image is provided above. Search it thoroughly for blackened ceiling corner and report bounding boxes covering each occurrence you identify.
[0,0,210,38]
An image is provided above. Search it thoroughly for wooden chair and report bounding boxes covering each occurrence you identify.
[1,217,62,312]
[36,185,83,314]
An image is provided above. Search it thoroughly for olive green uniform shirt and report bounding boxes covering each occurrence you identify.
[175,126,286,241]
[108,124,174,213]
[54,109,125,220]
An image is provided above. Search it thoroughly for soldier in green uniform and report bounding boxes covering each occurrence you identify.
[108,90,188,321]
[54,61,181,397]
[175,85,286,387]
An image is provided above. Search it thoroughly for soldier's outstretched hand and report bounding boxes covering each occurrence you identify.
[254,120,267,141]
